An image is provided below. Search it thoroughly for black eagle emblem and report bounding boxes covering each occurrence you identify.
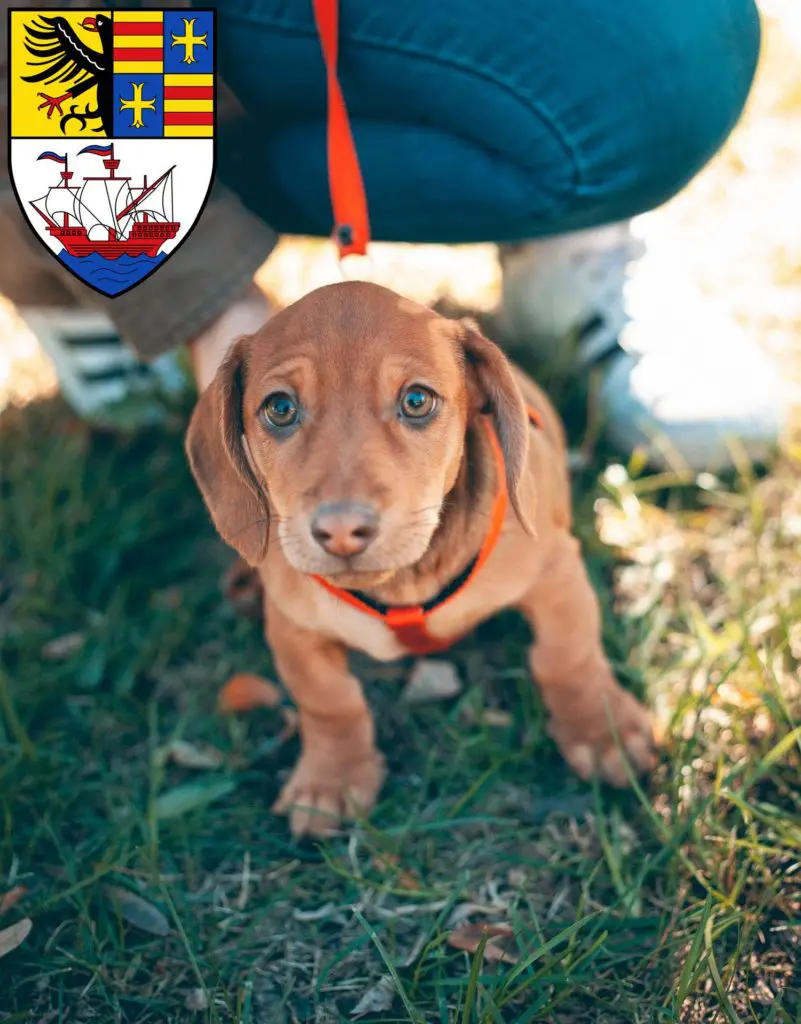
[22,14,114,135]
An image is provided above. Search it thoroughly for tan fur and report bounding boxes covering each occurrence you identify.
[187,281,657,836]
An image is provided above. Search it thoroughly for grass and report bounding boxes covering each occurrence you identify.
[1,380,800,1023]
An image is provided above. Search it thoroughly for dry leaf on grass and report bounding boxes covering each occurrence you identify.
[351,975,396,1018]
[163,739,224,770]
[446,922,519,964]
[448,902,508,927]
[461,706,515,728]
[0,886,28,916]
[41,632,85,661]
[401,659,462,704]
[185,988,208,1012]
[372,852,422,891]
[102,885,170,936]
[0,918,32,959]
[218,673,282,713]
[154,778,237,821]
[479,708,514,727]
[292,901,345,923]
[507,868,527,888]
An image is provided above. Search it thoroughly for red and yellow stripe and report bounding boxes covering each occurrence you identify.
[113,11,164,73]
[163,73,214,136]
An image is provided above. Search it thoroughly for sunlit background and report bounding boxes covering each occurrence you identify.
[2,0,800,427]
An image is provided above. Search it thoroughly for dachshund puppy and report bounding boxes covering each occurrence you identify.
[187,282,657,836]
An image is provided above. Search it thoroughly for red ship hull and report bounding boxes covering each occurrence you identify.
[48,221,180,259]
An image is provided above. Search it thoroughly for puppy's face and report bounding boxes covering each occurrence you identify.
[241,284,469,584]
[186,282,529,580]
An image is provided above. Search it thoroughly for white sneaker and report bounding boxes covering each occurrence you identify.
[16,307,187,427]
[498,221,785,472]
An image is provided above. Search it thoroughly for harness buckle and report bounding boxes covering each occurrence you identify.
[385,606,453,655]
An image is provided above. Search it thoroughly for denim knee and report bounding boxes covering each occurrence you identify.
[215,0,761,241]
[566,0,761,223]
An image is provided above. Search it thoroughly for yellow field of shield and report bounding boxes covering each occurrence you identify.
[9,10,108,138]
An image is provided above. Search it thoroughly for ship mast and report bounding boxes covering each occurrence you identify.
[58,152,73,188]
[58,153,73,226]
[103,143,119,179]
[31,151,78,229]
[30,203,59,230]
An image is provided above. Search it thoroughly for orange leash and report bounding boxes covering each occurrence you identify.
[309,3,543,650]
[312,407,544,655]
[312,0,371,258]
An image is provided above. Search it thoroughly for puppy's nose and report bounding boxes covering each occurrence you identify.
[310,502,379,558]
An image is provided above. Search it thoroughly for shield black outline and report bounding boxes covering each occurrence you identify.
[6,6,217,299]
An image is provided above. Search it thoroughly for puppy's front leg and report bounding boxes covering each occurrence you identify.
[265,596,385,837]
[518,535,658,785]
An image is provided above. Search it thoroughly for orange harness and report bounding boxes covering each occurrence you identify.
[311,409,543,655]
[309,1,542,653]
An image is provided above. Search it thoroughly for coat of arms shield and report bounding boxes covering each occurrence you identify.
[7,7,215,297]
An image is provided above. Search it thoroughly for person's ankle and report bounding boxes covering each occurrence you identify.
[189,283,272,392]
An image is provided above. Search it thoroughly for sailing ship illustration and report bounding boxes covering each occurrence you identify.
[31,144,180,260]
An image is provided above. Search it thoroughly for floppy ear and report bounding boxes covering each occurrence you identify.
[459,319,533,532]
[185,340,269,566]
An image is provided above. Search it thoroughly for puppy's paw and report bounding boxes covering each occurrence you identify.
[548,686,659,787]
[273,750,386,837]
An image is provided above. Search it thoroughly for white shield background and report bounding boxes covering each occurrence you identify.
[10,137,214,294]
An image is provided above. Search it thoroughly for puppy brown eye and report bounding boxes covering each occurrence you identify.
[400,385,437,421]
[260,391,299,428]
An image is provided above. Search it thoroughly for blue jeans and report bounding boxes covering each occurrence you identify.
[215,0,760,243]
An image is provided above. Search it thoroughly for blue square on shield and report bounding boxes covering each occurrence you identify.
[114,74,164,138]
[164,10,214,76]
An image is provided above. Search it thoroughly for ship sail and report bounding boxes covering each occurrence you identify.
[40,185,80,225]
[116,167,176,225]
[74,186,107,236]
[114,183,137,240]
[135,172,172,222]
[78,178,131,237]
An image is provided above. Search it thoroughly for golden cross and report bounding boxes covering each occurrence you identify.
[119,83,156,129]
[170,18,208,64]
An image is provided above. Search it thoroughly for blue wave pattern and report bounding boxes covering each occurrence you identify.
[57,250,167,296]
